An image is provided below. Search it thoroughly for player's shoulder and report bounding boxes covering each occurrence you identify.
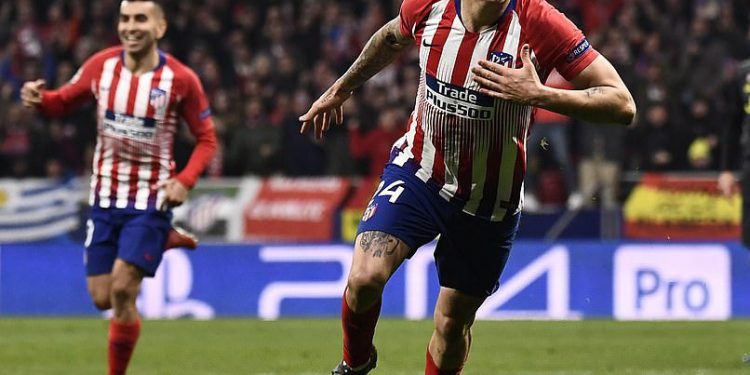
[83,46,122,66]
[516,0,563,21]
[162,52,202,85]
[400,0,441,16]
[161,52,204,96]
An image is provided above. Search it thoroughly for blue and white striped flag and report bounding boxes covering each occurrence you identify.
[0,179,83,243]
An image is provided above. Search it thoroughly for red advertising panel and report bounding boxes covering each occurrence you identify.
[623,173,741,240]
[243,177,350,242]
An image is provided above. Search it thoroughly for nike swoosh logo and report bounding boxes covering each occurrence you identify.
[422,39,440,48]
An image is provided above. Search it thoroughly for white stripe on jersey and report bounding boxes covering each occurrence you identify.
[461,29,498,212]
[153,66,175,211]
[435,16,466,199]
[111,68,133,209]
[89,58,118,207]
[95,58,120,209]
[395,0,447,170]
[114,72,154,209]
[492,11,523,220]
[418,0,449,71]
[132,72,154,117]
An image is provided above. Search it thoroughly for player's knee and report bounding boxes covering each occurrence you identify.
[91,294,111,310]
[347,270,387,295]
[434,310,472,341]
[110,280,137,304]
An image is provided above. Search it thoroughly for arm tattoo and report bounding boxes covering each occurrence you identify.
[359,231,401,258]
[585,87,605,98]
[337,18,412,93]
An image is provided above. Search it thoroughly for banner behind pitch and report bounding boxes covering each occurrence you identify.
[1,242,749,320]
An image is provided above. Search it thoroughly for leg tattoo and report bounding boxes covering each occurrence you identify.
[359,232,401,258]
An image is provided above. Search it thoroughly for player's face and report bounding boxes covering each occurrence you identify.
[118,1,166,56]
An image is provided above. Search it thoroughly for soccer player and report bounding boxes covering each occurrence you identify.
[718,58,750,249]
[20,1,216,374]
[299,0,635,373]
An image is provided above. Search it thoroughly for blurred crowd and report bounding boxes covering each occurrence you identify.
[0,0,748,204]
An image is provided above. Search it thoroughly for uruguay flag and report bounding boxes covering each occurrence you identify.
[0,179,83,243]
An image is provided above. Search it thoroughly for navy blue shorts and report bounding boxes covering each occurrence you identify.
[358,164,521,298]
[84,206,172,277]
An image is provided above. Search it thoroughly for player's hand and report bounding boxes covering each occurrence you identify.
[20,79,46,108]
[153,178,189,210]
[718,171,738,198]
[298,85,351,140]
[471,44,543,105]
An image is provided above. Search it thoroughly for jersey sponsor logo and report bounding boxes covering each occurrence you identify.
[566,38,591,62]
[425,74,494,120]
[103,110,157,141]
[199,108,212,120]
[488,51,514,67]
[150,88,168,110]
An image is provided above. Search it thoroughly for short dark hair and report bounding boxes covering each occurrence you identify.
[121,0,165,17]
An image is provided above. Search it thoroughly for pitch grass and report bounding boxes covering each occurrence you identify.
[0,319,749,374]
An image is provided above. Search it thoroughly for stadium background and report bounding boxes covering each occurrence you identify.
[1,0,749,374]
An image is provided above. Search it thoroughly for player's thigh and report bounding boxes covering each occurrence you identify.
[87,274,112,304]
[84,214,119,277]
[117,211,172,278]
[110,259,145,297]
[435,212,520,298]
[353,164,444,284]
[433,286,485,330]
[350,231,413,286]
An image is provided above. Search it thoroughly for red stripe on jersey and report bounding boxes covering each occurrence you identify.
[128,70,163,207]
[450,32,479,85]
[109,72,139,205]
[425,4,456,77]
[453,120,474,201]
[147,78,173,209]
[98,61,123,206]
[411,110,426,166]
[476,123,502,217]
[430,113,445,186]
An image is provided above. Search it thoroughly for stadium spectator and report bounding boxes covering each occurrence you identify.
[524,70,580,211]
[0,0,747,204]
[718,58,750,249]
[347,108,404,177]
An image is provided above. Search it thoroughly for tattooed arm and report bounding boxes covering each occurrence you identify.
[472,46,636,125]
[539,55,636,125]
[299,18,413,139]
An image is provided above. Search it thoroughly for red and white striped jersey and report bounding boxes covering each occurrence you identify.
[41,47,217,211]
[393,0,598,220]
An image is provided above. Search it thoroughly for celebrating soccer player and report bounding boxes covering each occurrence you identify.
[20,1,216,374]
[300,0,635,373]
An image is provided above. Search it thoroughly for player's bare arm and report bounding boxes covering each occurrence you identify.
[472,44,636,125]
[299,17,412,140]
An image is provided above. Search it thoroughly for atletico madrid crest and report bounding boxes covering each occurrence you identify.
[149,88,167,110]
[362,202,378,222]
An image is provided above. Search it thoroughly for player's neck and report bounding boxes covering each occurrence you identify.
[460,0,510,33]
[123,48,161,75]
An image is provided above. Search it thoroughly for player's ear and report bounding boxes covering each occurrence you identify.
[155,17,167,39]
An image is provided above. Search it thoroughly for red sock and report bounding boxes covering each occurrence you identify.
[341,293,381,368]
[426,347,463,375]
[108,319,141,375]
